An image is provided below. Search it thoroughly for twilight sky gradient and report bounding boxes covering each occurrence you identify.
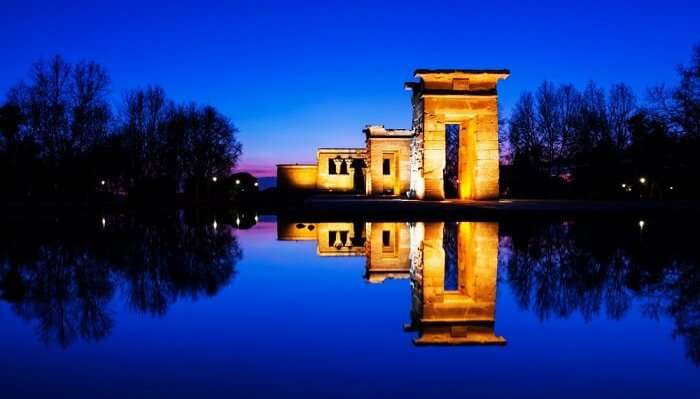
[2,0,699,176]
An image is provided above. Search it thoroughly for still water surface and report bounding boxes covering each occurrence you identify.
[0,212,698,398]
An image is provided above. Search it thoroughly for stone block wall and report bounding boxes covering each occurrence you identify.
[410,71,508,200]
[365,222,411,275]
[366,138,412,196]
[277,164,318,190]
[315,149,366,192]
[420,221,499,322]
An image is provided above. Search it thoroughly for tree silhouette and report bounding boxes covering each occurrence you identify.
[502,44,700,199]
[1,55,242,203]
[0,213,243,347]
[501,216,700,365]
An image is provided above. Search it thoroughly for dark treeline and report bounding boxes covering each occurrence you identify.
[502,45,700,199]
[500,217,700,365]
[0,211,245,347]
[0,55,242,204]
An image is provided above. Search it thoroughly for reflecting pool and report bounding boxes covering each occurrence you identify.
[0,212,698,398]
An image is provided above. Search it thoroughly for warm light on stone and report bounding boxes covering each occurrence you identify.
[409,71,509,200]
[316,149,366,193]
[277,68,509,200]
[277,164,318,190]
[276,219,505,345]
[364,222,411,283]
[409,221,505,345]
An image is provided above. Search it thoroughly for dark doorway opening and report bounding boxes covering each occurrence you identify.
[444,124,460,198]
[443,222,458,291]
[351,159,366,194]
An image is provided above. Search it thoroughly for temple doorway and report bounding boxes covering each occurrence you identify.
[444,124,460,198]
[351,159,366,194]
[382,153,397,195]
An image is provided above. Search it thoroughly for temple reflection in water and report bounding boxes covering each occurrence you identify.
[277,220,505,346]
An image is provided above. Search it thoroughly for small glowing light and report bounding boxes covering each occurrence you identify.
[100,180,106,186]
[212,176,218,182]
[213,220,218,230]
[638,220,645,229]
[254,182,258,187]
[639,177,647,184]
[669,186,674,190]
[254,215,258,222]
[101,217,106,228]
[235,179,241,185]
[621,183,627,188]
[236,217,240,227]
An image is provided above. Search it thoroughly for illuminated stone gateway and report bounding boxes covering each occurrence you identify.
[277,69,509,200]
[277,220,505,345]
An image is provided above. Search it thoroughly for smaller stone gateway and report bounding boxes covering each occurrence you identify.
[277,68,509,200]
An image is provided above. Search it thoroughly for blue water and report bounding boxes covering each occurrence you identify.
[0,214,698,398]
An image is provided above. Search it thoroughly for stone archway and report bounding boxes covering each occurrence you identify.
[406,69,508,200]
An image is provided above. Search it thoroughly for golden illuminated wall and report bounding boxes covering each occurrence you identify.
[410,221,504,345]
[315,222,366,256]
[275,219,505,345]
[276,221,366,256]
[276,164,318,190]
[409,71,508,200]
[361,126,414,196]
[364,222,411,283]
[315,149,366,192]
[277,221,318,241]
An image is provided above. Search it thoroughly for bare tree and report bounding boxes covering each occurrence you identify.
[673,44,700,138]
[7,56,73,163]
[6,56,112,162]
[120,85,171,180]
[188,104,242,179]
[557,84,582,162]
[71,61,111,154]
[579,81,610,149]
[509,91,540,161]
[535,81,562,174]
[608,83,636,150]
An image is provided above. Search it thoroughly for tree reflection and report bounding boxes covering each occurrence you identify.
[501,217,700,365]
[0,212,242,347]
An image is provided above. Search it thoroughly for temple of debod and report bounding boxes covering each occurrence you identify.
[277,220,505,345]
[277,69,509,200]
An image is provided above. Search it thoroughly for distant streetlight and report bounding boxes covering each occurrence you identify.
[638,220,645,229]
[212,176,218,182]
[254,181,258,187]
[213,220,218,230]
[639,177,647,184]
[101,217,106,228]
[621,183,627,189]
[100,180,106,186]
[235,179,240,185]
[669,186,674,191]
[236,217,241,227]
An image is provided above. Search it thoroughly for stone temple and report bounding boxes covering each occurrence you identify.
[278,220,505,345]
[277,69,509,200]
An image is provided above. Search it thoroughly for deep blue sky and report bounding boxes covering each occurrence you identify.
[2,0,699,175]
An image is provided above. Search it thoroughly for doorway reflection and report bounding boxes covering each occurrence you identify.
[277,220,505,346]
